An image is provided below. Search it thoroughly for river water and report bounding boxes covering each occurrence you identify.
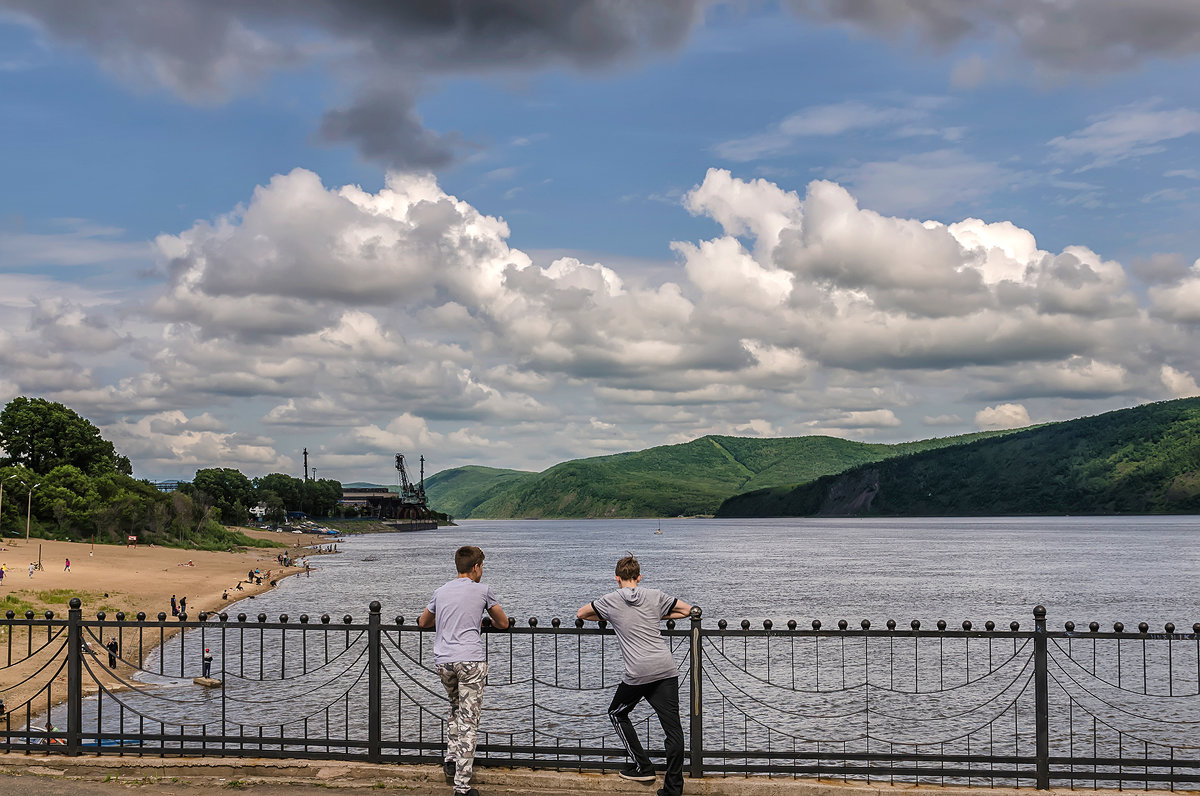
[246,515,1200,629]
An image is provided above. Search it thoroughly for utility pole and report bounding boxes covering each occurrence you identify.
[25,483,40,542]
[303,448,309,481]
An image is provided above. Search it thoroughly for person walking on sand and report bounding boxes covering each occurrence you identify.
[179,595,186,616]
[418,546,509,796]
[28,563,34,579]
[171,595,178,616]
[577,553,693,796]
[106,637,118,668]
[64,558,70,572]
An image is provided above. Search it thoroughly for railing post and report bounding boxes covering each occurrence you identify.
[688,605,703,779]
[368,600,382,763]
[67,597,82,756]
[1033,605,1049,789]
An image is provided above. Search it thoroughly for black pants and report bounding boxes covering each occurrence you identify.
[607,677,683,795]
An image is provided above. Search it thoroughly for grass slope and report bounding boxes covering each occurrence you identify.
[424,465,537,519]
[447,431,1013,519]
[719,398,1200,517]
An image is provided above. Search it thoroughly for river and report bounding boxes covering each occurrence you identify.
[244,515,1200,629]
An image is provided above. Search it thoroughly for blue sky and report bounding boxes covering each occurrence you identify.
[2,1,1200,484]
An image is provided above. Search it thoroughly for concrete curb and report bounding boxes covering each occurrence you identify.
[0,755,1194,795]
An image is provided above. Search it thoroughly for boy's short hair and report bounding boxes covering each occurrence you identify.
[455,545,485,574]
[615,554,640,581]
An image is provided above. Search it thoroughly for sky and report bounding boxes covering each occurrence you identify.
[2,1,1200,485]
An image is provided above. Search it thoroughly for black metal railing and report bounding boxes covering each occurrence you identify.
[1,600,1197,790]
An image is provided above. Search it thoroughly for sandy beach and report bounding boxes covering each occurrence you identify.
[0,529,330,621]
[0,528,336,712]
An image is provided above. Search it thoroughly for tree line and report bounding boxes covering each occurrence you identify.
[0,397,347,548]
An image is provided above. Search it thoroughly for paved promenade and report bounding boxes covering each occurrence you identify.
[0,755,1184,796]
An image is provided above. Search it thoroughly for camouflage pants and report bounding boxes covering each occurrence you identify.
[437,661,488,793]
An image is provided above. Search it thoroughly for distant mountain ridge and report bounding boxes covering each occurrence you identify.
[424,429,1013,519]
[717,397,1200,517]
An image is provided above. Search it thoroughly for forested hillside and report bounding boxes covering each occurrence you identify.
[429,431,1011,519]
[718,398,1200,517]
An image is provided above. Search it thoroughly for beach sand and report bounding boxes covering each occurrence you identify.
[0,528,336,712]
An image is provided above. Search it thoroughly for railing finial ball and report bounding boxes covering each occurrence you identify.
[1113,621,1124,632]
[342,614,353,624]
[69,597,82,610]
[962,620,972,631]
[116,612,125,622]
[137,612,146,621]
[740,619,750,630]
[1034,605,1047,619]
[299,614,309,624]
[1089,621,1099,632]
[574,617,584,628]
[279,614,288,624]
[369,601,381,613]
[219,613,228,622]
[1138,622,1148,634]
[5,611,12,619]
[985,620,995,631]
[45,610,54,620]
[158,612,167,621]
[551,617,561,628]
[911,619,920,631]
[936,619,946,631]
[597,619,607,629]
[786,619,796,630]
[666,619,675,630]
[837,619,847,631]
[528,617,537,627]
[1193,623,1200,634]
[321,614,330,624]
[97,611,106,622]
[1009,621,1020,632]
[25,610,34,620]
[237,613,247,623]
[718,619,728,630]
[886,619,896,630]
[1165,622,1174,633]
[394,615,403,625]
[258,613,268,623]
[1064,621,1074,632]
[861,619,870,630]
[690,605,702,620]
[763,619,772,630]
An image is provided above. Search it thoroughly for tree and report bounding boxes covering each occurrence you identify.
[192,468,255,525]
[254,473,302,512]
[0,397,130,477]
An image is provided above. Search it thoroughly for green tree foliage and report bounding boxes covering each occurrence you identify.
[719,397,1200,517]
[249,473,342,517]
[0,397,131,476]
[192,467,255,525]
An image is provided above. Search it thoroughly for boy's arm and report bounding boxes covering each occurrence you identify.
[487,603,510,630]
[576,602,600,621]
[417,608,435,628]
[664,599,692,620]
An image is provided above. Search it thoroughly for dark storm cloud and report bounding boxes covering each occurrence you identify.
[0,0,704,170]
[787,0,1200,72]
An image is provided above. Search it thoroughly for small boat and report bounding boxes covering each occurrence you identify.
[654,527,662,535]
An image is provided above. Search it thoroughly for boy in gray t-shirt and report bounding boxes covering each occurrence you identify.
[577,554,692,796]
[419,546,510,796]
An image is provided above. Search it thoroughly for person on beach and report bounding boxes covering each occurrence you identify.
[418,546,509,796]
[179,595,186,616]
[577,553,692,796]
[106,637,118,668]
[28,563,33,579]
[64,558,70,572]
[202,648,213,678]
[171,595,178,616]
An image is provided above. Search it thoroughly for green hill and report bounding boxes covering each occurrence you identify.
[424,465,537,519]
[718,398,1200,517]
[435,430,1012,519]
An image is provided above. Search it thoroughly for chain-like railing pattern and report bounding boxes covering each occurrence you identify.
[0,600,1197,790]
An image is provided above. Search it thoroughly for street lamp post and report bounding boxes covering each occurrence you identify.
[25,482,41,543]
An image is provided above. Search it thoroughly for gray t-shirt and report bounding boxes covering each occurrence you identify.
[591,586,678,685]
[427,577,499,665]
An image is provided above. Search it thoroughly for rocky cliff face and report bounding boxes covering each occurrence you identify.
[818,468,881,515]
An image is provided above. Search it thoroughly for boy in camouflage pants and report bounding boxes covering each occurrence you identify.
[419,546,510,796]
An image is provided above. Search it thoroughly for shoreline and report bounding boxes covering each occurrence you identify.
[0,528,341,717]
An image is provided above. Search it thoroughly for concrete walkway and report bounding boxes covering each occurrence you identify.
[0,755,1189,796]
